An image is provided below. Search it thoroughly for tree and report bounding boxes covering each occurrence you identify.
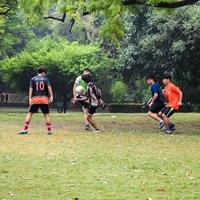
[117,5,200,103]
[1,37,113,103]
[0,12,36,59]
[19,0,200,43]
[0,0,17,16]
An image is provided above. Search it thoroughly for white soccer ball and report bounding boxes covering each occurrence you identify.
[75,85,84,95]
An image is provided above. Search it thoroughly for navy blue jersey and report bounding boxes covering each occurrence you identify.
[30,76,50,97]
[86,82,101,107]
[150,83,164,103]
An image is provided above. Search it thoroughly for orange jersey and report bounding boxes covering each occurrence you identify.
[164,83,182,110]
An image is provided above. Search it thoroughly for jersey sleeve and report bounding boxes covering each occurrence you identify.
[74,76,81,86]
[30,78,34,88]
[151,84,159,95]
[46,78,50,86]
[171,85,181,94]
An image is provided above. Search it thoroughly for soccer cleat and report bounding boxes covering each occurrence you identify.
[159,120,164,129]
[18,130,28,135]
[94,129,102,133]
[165,129,172,134]
[48,132,53,135]
[85,124,91,131]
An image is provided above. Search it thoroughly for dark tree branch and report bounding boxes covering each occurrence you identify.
[0,0,18,15]
[44,0,199,33]
[44,13,66,22]
[123,0,200,8]
[0,7,11,15]
[69,19,75,33]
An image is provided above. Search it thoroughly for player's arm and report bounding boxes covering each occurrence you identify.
[152,93,158,102]
[29,86,33,105]
[178,90,183,106]
[72,76,81,104]
[149,86,158,106]
[75,96,88,101]
[147,97,152,105]
[73,83,77,98]
[148,93,158,107]
[162,89,167,98]
[48,85,53,103]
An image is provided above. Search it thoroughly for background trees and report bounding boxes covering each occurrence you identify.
[0,1,200,106]
[1,37,113,103]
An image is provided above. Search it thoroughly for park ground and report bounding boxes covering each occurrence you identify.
[0,110,200,200]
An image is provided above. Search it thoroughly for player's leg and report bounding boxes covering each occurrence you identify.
[41,104,52,135]
[44,114,52,135]
[148,111,162,122]
[87,106,99,131]
[87,114,99,130]
[19,104,37,134]
[82,104,91,130]
[161,107,176,134]
[148,102,164,128]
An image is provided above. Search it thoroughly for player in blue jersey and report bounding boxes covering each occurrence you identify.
[146,74,165,128]
[19,68,53,135]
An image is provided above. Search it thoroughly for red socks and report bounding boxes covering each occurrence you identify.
[23,122,30,130]
[46,123,52,132]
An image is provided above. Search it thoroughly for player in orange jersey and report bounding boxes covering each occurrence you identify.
[159,74,183,134]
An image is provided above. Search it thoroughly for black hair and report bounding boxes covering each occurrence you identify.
[37,67,46,74]
[82,73,92,83]
[162,73,171,81]
[146,73,156,82]
[83,68,92,74]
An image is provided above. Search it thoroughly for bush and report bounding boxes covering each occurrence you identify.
[111,81,128,103]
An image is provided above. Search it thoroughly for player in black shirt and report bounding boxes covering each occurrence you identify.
[19,68,53,135]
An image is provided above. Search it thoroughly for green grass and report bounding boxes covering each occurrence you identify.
[0,111,200,200]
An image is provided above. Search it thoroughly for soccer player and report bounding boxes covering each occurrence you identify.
[158,74,183,134]
[72,69,92,131]
[146,74,165,128]
[19,68,53,135]
[74,73,101,132]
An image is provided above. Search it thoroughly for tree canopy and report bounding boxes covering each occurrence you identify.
[18,0,200,43]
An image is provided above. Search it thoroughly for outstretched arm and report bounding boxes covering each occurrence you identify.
[29,87,33,105]
[48,86,53,103]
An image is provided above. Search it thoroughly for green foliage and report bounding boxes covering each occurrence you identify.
[127,79,150,103]
[1,37,112,99]
[117,6,200,103]
[18,0,199,43]
[111,80,128,103]
[0,13,35,59]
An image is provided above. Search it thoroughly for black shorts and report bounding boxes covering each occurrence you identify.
[78,101,89,110]
[88,105,98,115]
[160,106,177,118]
[149,102,165,113]
[29,104,49,114]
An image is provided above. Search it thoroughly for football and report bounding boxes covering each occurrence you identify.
[75,85,84,95]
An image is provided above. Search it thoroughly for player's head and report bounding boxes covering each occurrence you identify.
[83,68,92,75]
[146,73,156,85]
[162,73,171,85]
[82,73,92,83]
[37,67,46,76]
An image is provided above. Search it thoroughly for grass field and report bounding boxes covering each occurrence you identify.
[0,111,200,200]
